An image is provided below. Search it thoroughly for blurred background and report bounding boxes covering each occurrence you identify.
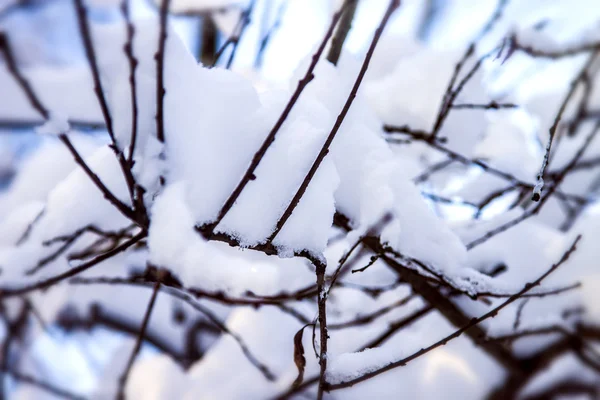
[2,0,600,399]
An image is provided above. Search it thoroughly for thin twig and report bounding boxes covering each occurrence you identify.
[121,0,139,164]
[218,0,256,69]
[116,270,163,400]
[73,0,137,205]
[155,0,171,143]
[254,0,288,68]
[0,231,146,298]
[532,51,600,201]
[59,134,137,223]
[315,260,328,400]
[0,33,49,119]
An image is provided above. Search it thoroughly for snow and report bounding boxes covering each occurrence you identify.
[519,354,599,399]
[0,134,101,220]
[140,18,466,266]
[35,111,70,136]
[0,63,101,122]
[0,0,84,66]
[184,307,300,399]
[327,347,399,383]
[473,109,541,184]
[287,54,468,272]
[125,355,187,400]
[37,145,132,235]
[2,2,600,399]
[149,182,282,295]
[156,26,338,255]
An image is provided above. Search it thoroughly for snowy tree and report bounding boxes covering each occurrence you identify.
[1,0,600,399]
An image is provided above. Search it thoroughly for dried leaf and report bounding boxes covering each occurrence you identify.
[292,324,312,388]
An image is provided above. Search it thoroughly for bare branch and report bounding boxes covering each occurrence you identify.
[326,0,358,66]
[155,0,171,143]
[324,235,582,391]
[0,231,146,298]
[116,270,163,400]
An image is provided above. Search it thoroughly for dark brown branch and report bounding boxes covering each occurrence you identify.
[121,0,139,164]
[328,213,392,290]
[363,306,433,349]
[412,158,454,183]
[198,15,218,65]
[476,282,580,300]
[155,0,171,143]
[532,50,600,201]
[513,299,529,330]
[43,225,134,246]
[73,0,114,141]
[0,301,29,399]
[510,34,600,59]
[73,0,137,205]
[450,101,517,110]
[430,43,474,140]
[25,231,80,275]
[351,255,380,273]
[421,192,478,209]
[57,303,185,367]
[315,260,328,400]
[486,323,600,371]
[0,33,49,119]
[116,271,163,400]
[328,294,415,329]
[16,208,45,246]
[59,134,137,223]
[326,0,358,66]
[335,280,403,298]
[326,237,363,294]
